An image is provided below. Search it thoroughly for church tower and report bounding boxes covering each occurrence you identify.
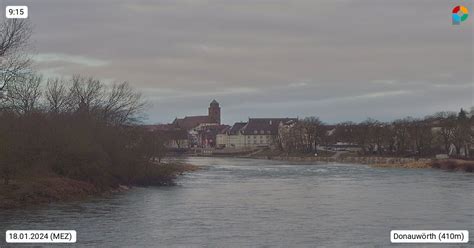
[208,99,221,124]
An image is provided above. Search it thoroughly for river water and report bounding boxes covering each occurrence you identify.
[1,157,473,247]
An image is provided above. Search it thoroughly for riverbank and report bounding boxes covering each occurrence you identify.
[370,158,473,171]
[430,159,474,172]
[209,150,473,172]
[2,157,472,247]
[0,163,200,209]
[0,177,102,209]
[246,154,431,167]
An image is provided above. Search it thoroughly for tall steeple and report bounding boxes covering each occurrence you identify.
[208,99,221,124]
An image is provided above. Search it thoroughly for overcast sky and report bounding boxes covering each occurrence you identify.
[3,0,473,124]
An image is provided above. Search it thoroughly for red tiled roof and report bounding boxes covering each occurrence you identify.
[173,115,213,130]
[241,118,297,135]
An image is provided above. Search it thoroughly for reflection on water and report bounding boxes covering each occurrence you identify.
[1,157,473,247]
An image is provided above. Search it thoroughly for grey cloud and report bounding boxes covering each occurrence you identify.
[33,53,108,67]
[5,0,472,124]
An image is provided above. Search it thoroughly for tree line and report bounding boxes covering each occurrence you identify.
[0,19,174,186]
[0,73,182,186]
[276,110,473,158]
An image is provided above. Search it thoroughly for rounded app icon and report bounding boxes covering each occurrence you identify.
[452,5,469,25]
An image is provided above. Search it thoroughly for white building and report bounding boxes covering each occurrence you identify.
[216,122,247,148]
[217,118,297,149]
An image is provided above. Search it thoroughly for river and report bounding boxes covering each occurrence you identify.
[1,157,473,247]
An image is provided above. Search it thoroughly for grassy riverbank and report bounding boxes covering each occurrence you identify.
[430,159,474,172]
[0,162,200,209]
[371,161,432,169]
[370,159,473,172]
[228,149,473,172]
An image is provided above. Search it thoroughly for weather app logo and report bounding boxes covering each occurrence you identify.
[452,5,469,25]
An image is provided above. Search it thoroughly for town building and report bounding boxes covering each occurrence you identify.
[172,100,221,130]
[156,100,226,148]
[192,123,229,148]
[217,122,247,148]
[217,118,297,148]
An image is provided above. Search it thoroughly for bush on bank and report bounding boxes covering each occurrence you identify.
[430,160,474,172]
[0,75,180,188]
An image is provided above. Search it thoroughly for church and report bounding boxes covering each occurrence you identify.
[172,100,221,130]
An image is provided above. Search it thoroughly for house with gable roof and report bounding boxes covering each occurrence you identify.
[217,118,297,148]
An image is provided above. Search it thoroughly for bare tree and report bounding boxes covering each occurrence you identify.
[0,19,31,57]
[364,119,387,155]
[0,19,32,91]
[407,118,434,156]
[333,122,357,144]
[301,117,325,153]
[353,120,373,154]
[102,82,146,125]
[141,130,168,163]
[44,75,146,125]
[68,75,104,113]
[3,74,42,115]
[391,118,412,155]
[45,78,70,114]
[432,112,457,155]
[452,109,471,157]
[1,54,30,89]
